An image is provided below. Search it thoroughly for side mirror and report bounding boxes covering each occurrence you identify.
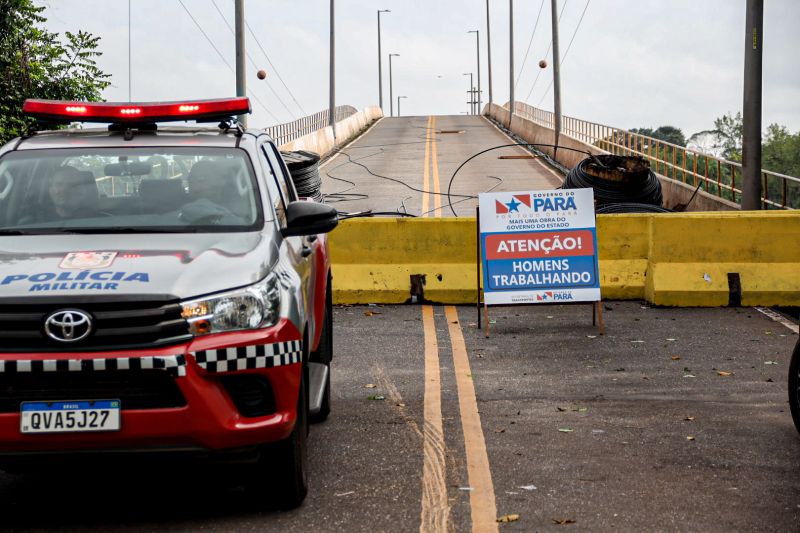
[281,201,338,237]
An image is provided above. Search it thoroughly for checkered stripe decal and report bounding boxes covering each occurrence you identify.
[191,340,302,373]
[0,355,187,377]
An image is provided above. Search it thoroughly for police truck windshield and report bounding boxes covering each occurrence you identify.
[0,147,264,233]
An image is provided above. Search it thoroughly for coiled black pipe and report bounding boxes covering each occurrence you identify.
[563,155,663,206]
[595,202,672,214]
[282,150,324,203]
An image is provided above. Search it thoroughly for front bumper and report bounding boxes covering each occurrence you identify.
[0,319,302,454]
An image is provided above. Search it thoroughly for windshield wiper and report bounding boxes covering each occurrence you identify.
[66,227,200,234]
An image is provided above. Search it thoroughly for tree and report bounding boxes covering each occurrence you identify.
[687,112,743,161]
[630,126,686,147]
[0,0,110,145]
[762,124,800,178]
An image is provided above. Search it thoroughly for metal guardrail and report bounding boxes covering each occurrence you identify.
[508,101,800,209]
[265,105,358,146]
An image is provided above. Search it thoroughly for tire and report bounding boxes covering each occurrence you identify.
[246,368,309,509]
[311,273,333,365]
[789,338,800,435]
[310,274,332,424]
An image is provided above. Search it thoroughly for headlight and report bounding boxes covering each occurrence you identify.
[181,272,281,336]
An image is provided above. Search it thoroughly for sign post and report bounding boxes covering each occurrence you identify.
[478,188,603,337]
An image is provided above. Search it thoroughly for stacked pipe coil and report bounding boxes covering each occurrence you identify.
[563,155,663,207]
[595,203,671,214]
[281,150,324,203]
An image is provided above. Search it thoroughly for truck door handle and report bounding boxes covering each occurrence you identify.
[301,246,312,258]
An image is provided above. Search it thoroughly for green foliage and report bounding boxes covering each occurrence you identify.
[763,124,800,178]
[0,0,110,145]
[629,126,686,147]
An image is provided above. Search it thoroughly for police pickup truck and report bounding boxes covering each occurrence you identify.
[0,97,337,509]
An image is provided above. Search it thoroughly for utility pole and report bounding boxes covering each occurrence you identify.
[389,53,399,117]
[468,30,481,115]
[508,0,514,125]
[234,0,247,127]
[397,95,407,117]
[550,0,562,152]
[742,0,763,210]
[486,0,493,105]
[329,0,336,139]
[377,10,390,112]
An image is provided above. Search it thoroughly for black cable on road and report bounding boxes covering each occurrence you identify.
[446,143,592,217]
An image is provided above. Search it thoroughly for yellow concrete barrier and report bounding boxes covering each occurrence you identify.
[645,211,800,306]
[329,218,476,304]
[329,212,800,307]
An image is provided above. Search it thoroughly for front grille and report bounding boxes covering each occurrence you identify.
[0,296,191,352]
[0,370,186,412]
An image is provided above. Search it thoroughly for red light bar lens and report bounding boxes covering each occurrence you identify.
[22,97,251,124]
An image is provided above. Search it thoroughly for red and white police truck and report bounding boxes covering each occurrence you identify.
[0,97,337,508]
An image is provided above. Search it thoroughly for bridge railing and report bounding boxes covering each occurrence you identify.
[508,101,800,209]
[265,105,358,146]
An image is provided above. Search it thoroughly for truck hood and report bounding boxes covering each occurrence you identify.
[0,233,277,300]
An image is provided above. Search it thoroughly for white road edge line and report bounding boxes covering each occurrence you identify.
[754,307,799,334]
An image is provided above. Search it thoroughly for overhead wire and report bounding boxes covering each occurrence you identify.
[243,20,308,116]
[514,0,546,91]
[176,0,280,123]
[536,0,591,107]
[209,0,298,121]
[523,0,568,103]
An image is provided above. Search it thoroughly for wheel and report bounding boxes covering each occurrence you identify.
[789,338,800,435]
[310,274,332,424]
[246,368,309,509]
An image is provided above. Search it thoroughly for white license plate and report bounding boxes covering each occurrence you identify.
[20,400,121,434]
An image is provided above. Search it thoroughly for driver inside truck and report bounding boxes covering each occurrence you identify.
[48,166,99,219]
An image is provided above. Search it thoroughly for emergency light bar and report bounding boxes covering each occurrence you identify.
[22,97,252,124]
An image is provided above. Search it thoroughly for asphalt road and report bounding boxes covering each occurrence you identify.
[0,303,797,532]
[320,115,563,218]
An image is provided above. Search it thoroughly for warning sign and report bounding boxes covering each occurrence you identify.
[478,189,600,305]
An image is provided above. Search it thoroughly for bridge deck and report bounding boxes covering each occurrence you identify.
[321,115,564,217]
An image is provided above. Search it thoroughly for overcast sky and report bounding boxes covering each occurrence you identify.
[42,0,799,136]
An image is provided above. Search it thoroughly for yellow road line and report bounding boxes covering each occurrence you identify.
[420,305,450,532]
[431,116,442,217]
[445,306,498,533]
[422,116,432,217]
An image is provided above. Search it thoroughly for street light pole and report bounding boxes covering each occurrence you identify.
[741,0,763,210]
[463,73,474,114]
[508,0,514,125]
[485,0,493,105]
[397,95,407,117]
[329,0,336,139]
[377,9,390,112]
[234,0,247,127]
[550,0,562,151]
[389,53,399,117]
[468,30,481,114]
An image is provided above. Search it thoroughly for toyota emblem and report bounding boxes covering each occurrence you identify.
[44,309,92,342]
